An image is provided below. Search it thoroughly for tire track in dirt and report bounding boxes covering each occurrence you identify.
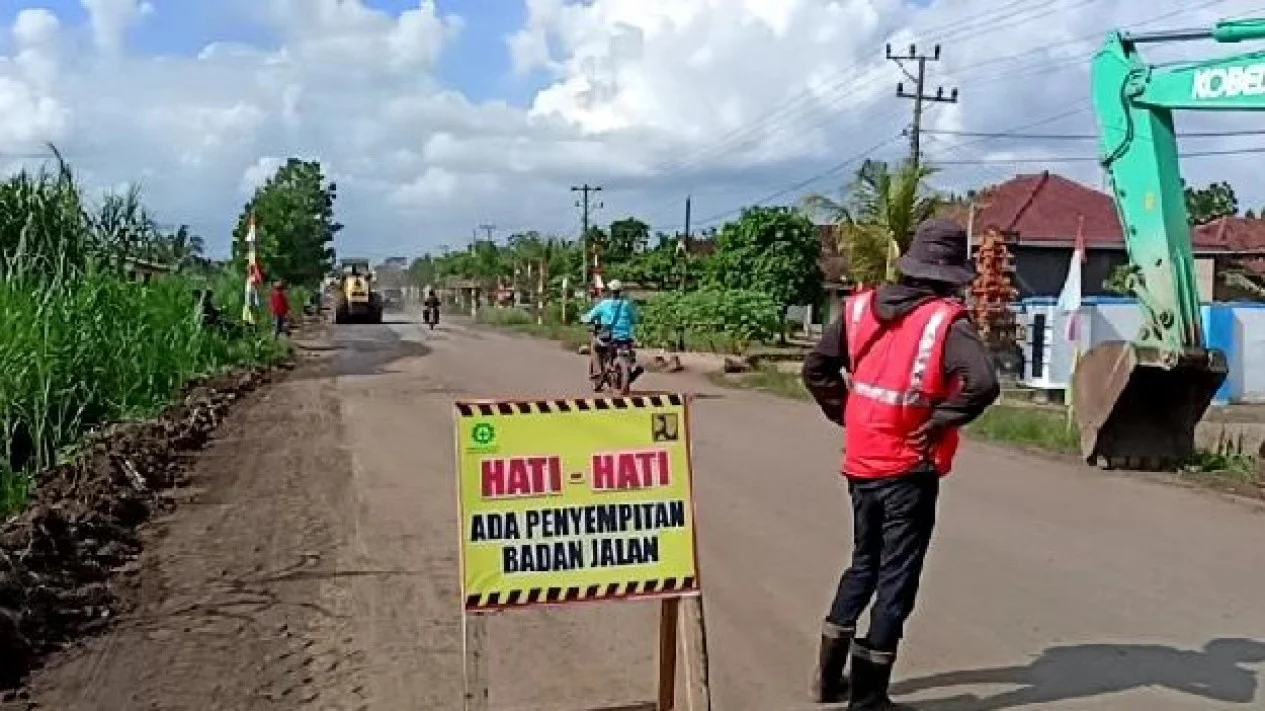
[11,354,367,711]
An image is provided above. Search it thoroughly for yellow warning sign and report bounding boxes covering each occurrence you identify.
[454,394,700,611]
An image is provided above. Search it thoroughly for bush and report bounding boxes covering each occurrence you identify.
[639,288,781,354]
[1,161,286,516]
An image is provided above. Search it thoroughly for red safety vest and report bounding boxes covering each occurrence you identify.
[842,289,965,479]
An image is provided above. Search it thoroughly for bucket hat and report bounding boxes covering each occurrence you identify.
[896,218,976,285]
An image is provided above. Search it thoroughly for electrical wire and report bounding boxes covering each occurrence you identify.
[936,144,1265,165]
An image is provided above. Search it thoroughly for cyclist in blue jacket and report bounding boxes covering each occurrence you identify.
[581,280,643,390]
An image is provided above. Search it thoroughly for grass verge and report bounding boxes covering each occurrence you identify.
[476,306,590,352]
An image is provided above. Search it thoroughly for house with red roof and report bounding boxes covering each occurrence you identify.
[942,171,1265,301]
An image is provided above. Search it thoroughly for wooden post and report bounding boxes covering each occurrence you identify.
[462,612,489,711]
[657,598,681,710]
[680,595,712,711]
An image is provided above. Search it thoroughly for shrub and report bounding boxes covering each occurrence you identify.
[1,160,284,516]
[639,288,781,354]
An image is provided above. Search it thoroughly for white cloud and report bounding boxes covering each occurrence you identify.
[80,0,154,55]
[3,0,1264,260]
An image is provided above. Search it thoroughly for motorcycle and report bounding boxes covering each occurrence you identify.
[422,303,439,329]
[589,325,637,396]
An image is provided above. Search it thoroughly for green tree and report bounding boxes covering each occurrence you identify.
[232,158,341,286]
[408,254,436,287]
[610,234,706,291]
[709,205,822,333]
[604,217,651,266]
[1183,180,1238,225]
[802,159,940,286]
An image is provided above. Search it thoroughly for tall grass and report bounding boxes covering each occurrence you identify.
[1,155,282,516]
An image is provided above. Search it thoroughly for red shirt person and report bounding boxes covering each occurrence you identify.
[801,219,1000,709]
[269,280,290,336]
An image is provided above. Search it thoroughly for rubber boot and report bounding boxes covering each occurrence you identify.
[848,639,901,710]
[812,621,853,703]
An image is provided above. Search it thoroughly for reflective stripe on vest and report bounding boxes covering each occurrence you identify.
[842,290,963,478]
[847,293,950,409]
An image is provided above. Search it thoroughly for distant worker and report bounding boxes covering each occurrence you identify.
[801,219,1000,709]
[269,279,290,338]
[580,279,643,390]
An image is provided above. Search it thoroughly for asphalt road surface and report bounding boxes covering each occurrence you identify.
[17,313,1265,710]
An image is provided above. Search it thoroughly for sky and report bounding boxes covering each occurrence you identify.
[2,0,1265,260]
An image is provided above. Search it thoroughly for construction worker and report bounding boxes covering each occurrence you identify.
[269,279,290,338]
[801,218,1000,709]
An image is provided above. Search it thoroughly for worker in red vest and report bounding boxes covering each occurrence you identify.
[801,218,1000,709]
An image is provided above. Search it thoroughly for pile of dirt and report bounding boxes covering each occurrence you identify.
[0,365,284,689]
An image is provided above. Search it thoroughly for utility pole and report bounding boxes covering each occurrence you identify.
[887,43,958,169]
[683,195,692,251]
[477,223,496,242]
[571,184,602,291]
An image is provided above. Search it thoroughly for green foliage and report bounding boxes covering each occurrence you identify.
[1184,180,1238,225]
[802,159,940,286]
[408,254,436,288]
[639,288,781,353]
[965,405,1080,453]
[1,158,284,516]
[0,150,207,280]
[709,206,822,320]
[232,158,341,287]
[603,217,651,264]
[476,306,590,351]
[608,235,707,291]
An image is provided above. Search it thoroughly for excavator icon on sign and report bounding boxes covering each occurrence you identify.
[651,413,679,442]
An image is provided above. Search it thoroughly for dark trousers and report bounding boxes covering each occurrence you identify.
[827,467,940,653]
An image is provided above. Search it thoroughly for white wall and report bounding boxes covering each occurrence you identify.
[1235,307,1265,403]
[1020,298,1265,403]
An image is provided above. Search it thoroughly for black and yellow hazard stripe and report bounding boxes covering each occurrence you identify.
[455,393,684,418]
[464,576,698,610]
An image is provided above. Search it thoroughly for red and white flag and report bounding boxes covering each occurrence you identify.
[1056,214,1086,342]
[242,215,263,323]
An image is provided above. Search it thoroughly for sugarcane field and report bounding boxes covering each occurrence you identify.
[5,2,1265,710]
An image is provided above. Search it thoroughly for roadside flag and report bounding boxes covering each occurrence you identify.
[1058,214,1087,428]
[242,215,264,324]
[1056,214,1086,342]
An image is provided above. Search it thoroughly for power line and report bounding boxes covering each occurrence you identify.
[689,134,904,230]
[935,144,1265,165]
[638,0,1093,184]
[652,0,1243,232]
[925,127,1265,140]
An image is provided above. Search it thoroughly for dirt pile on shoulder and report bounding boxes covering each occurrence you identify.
[0,366,281,688]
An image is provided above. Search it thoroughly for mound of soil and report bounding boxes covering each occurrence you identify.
[0,365,285,689]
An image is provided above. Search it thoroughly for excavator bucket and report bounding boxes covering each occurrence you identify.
[1071,341,1227,471]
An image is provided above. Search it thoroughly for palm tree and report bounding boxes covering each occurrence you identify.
[801,159,942,286]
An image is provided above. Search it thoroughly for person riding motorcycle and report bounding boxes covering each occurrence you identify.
[423,287,441,323]
[580,280,643,390]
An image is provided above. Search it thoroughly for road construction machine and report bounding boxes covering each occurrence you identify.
[1073,19,1265,470]
[333,258,383,324]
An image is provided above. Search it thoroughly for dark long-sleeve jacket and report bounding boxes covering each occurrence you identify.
[801,284,1000,430]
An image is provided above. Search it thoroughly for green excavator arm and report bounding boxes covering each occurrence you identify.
[1073,19,1265,469]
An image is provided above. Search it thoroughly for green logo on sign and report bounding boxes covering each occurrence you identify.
[472,422,496,445]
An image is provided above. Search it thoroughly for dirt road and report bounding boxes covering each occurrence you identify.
[15,315,1265,710]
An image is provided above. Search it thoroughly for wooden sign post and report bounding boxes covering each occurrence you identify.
[454,394,711,711]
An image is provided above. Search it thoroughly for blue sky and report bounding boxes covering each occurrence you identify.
[1,0,545,104]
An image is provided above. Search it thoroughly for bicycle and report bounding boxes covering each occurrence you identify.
[589,326,636,396]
